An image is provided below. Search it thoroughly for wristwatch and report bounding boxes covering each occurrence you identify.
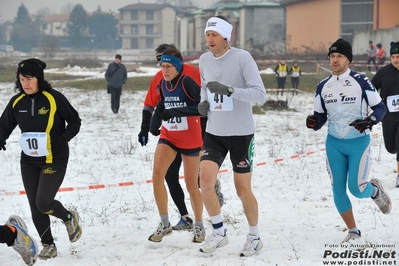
[227,86,234,97]
[369,115,377,123]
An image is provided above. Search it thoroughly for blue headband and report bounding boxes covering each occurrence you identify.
[160,54,182,73]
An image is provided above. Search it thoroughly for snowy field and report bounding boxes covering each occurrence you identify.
[0,65,397,266]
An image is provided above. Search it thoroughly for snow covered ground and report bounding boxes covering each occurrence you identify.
[0,66,397,266]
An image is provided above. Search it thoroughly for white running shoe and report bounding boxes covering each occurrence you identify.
[239,234,263,257]
[63,209,82,243]
[199,229,228,253]
[6,215,39,265]
[396,175,399,188]
[370,178,392,214]
[38,243,57,260]
[148,222,172,242]
[341,231,361,244]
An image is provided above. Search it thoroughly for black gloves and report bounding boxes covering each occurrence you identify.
[349,116,377,133]
[0,139,6,151]
[207,81,229,95]
[198,100,210,116]
[52,136,67,149]
[306,115,318,129]
[161,110,172,121]
[138,110,152,146]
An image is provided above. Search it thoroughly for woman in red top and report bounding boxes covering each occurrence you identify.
[147,48,205,244]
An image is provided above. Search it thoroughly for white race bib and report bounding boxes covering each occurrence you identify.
[387,95,399,113]
[162,117,188,131]
[291,72,300,77]
[208,91,233,111]
[19,132,48,157]
[279,71,287,77]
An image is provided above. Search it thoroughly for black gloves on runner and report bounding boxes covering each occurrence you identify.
[306,115,318,129]
[349,116,377,133]
[0,139,6,151]
[138,110,152,146]
[207,81,229,95]
[198,100,210,116]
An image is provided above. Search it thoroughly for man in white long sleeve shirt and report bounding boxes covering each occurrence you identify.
[197,15,266,257]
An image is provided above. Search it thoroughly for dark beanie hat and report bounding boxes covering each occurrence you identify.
[17,58,46,81]
[390,41,399,55]
[115,54,122,60]
[328,38,353,63]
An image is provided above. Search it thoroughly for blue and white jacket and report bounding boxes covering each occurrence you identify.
[312,68,386,139]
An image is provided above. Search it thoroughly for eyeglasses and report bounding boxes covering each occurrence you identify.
[159,64,175,70]
[156,54,162,61]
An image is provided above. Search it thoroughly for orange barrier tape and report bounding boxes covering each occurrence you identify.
[0,133,380,196]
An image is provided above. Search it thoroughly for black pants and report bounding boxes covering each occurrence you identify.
[165,153,188,217]
[382,120,399,160]
[110,87,122,113]
[367,57,376,72]
[0,225,16,246]
[21,162,69,245]
[276,77,286,95]
[291,77,299,95]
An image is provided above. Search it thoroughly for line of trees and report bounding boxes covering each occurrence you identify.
[1,3,120,55]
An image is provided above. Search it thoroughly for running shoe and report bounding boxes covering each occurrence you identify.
[172,216,193,231]
[199,229,228,253]
[370,178,392,214]
[38,243,57,260]
[148,222,172,242]
[341,231,361,244]
[192,225,205,243]
[6,215,38,265]
[63,209,82,242]
[239,234,263,257]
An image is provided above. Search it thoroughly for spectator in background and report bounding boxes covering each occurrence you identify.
[367,40,377,72]
[105,54,127,114]
[376,43,387,70]
[371,41,399,187]
[289,61,301,95]
[274,58,287,96]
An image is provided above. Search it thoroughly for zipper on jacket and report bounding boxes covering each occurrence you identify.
[31,98,35,116]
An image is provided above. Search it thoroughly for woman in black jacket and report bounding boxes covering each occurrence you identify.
[0,58,82,260]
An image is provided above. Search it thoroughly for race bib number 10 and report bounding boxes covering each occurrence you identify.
[19,132,49,157]
[208,91,233,111]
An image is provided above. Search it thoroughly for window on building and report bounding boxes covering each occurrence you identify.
[341,0,373,44]
[146,38,154,49]
[131,37,138,49]
[146,24,154,35]
[131,25,138,35]
[131,10,138,21]
[146,10,154,20]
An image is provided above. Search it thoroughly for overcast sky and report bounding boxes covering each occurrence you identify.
[0,0,220,22]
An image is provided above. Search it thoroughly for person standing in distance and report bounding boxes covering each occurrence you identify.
[197,15,266,256]
[367,40,377,72]
[306,39,391,243]
[105,54,127,114]
[371,41,399,187]
[0,58,82,260]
